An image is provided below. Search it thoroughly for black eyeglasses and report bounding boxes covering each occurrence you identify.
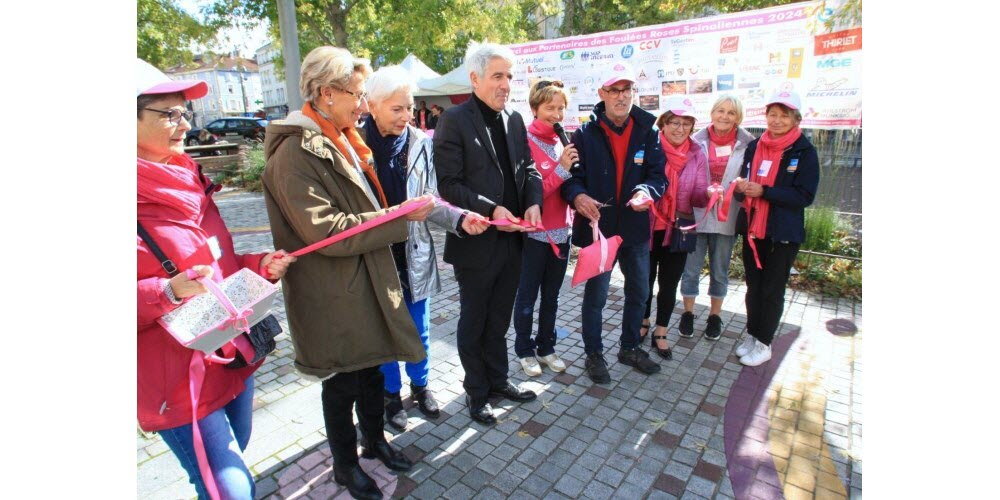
[536,80,564,90]
[601,86,634,98]
[334,86,369,101]
[143,107,194,125]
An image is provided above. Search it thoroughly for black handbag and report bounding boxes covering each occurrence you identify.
[138,222,281,368]
[669,218,697,253]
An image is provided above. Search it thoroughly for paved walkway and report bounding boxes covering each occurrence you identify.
[137,188,862,500]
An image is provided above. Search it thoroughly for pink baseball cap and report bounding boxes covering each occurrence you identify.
[137,58,208,100]
[601,63,636,87]
[663,95,696,117]
[765,89,801,110]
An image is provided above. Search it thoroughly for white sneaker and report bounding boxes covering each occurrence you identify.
[538,353,567,373]
[520,356,542,377]
[735,335,756,357]
[739,340,772,367]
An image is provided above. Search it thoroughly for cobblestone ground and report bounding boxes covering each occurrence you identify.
[137,188,863,500]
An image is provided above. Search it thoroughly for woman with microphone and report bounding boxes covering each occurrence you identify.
[512,79,577,377]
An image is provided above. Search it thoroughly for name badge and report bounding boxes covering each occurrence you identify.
[714,145,732,157]
[757,160,772,177]
[786,158,799,173]
[207,236,223,261]
[634,150,645,165]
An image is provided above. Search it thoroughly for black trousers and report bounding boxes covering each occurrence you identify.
[645,230,690,327]
[321,365,384,466]
[453,234,523,408]
[742,237,800,346]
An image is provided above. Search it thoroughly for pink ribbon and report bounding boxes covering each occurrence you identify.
[287,197,433,258]
[437,197,566,259]
[188,351,220,500]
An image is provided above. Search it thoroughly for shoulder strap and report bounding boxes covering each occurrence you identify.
[137,222,179,276]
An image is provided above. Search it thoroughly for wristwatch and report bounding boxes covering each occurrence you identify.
[163,279,183,305]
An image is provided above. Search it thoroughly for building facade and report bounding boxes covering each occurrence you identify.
[165,55,264,128]
[255,43,289,120]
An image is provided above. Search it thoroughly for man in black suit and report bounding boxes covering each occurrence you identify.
[434,41,543,425]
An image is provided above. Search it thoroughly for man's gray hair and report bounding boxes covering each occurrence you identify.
[464,41,516,78]
[299,46,372,102]
[366,65,417,105]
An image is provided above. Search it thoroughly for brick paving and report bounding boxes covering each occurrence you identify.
[137,188,863,499]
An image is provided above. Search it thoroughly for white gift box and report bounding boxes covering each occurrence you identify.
[158,268,279,353]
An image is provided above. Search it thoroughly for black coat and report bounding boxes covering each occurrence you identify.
[735,133,820,243]
[433,98,543,268]
[560,102,667,247]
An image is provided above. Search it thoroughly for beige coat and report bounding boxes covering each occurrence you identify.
[262,111,425,380]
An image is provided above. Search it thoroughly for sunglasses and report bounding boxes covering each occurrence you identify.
[536,80,564,90]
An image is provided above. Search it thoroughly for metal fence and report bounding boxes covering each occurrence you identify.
[745,127,862,232]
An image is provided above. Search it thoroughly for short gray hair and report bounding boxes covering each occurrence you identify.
[366,65,417,105]
[465,41,515,78]
[710,94,745,126]
[299,46,372,102]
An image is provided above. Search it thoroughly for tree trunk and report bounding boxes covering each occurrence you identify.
[561,0,576,36]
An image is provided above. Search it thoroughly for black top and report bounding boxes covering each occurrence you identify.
[472,93,519,214]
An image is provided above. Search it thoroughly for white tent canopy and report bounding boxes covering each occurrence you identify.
[414,62,472,97]
[398,53,441,81]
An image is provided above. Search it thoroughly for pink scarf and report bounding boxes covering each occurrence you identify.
[657,134,692,227]
[528,119,559,144]
[137,154,206,226]
[707,125,736,184]
[743,127,802,267]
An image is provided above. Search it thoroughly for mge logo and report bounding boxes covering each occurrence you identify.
[816,57,852,69]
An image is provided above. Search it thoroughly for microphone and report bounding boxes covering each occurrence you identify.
[552,122,579,170]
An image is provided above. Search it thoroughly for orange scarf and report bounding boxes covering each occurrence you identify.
[301,103,388,207]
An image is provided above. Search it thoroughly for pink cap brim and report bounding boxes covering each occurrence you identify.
[766,99,799,110]
[669,109,693,117]
[602,77,635,87]
[141,80,209,100]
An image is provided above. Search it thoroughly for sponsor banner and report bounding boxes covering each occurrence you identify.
[507,0,860,130]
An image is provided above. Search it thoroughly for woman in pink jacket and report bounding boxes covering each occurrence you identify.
[136,59,294,499]
[512,80,577,377]
[643,96,710,359]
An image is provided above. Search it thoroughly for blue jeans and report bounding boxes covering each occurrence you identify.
[513,238,570,358]
[680,233,737,299]
[581,242,650,355]
[381,289,430,393]
[158,377,255,500]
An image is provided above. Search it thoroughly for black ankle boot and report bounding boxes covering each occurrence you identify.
[360,432,413,471]
[411,383,440,418]
[333,462,382,500]
[383,390,407,430]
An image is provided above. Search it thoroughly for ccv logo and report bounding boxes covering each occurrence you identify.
[621,45,635,58]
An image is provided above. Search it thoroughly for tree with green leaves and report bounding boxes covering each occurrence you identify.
[137,0,220,68]
[208,0,538,75]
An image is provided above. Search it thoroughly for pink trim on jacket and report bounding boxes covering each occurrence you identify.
[527,134,573,232]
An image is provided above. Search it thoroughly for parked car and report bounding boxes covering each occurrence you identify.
[186,117,268,145]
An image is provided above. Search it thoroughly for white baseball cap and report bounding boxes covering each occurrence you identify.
[137,58,208,100]
[663,95,696,117]
[601,62,636,87]
[765,89,801,110]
